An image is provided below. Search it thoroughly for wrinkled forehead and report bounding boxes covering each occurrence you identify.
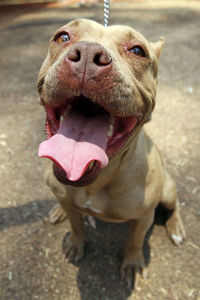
[53,19,150,46]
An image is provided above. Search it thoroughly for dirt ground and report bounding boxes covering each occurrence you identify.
[0,1,200,299]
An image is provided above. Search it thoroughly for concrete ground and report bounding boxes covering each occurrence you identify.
[0,1,200,299]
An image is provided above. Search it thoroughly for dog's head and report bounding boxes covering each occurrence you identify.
[38,19,164,187]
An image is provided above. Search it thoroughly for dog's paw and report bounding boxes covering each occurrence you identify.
[48,204,67,224]
[63,232,87,264]
[121,250,147,289]
[166,211,186,246]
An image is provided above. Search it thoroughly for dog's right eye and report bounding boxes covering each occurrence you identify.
[128,45,146,57]
[54,32,70,44]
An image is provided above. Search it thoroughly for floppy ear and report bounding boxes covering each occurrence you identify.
[151,37,165,59]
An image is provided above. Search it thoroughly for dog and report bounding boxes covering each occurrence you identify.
[37,19,186,287]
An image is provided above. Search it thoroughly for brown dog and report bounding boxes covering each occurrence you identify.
[37,19,186,287]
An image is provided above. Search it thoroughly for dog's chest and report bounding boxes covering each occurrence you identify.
[71,189,124,222]
[70,188,143,222]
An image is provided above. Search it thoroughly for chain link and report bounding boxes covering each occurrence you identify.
[104,0,110,27]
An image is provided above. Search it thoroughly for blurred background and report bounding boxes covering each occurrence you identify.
[0,0,200,299]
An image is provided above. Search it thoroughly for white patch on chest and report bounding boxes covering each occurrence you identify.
[80,200,102,214]
[87,216,96,229]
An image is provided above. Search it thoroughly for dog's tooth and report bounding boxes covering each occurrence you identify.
[63,105,71,117]
[60,105,71,125]
[60,115,64,124]
[110,115,115,125]
[137,113,143,121]
[107,124,114,137]
[88,160,95,169]
[107,116,115,137]
[85,161,95,173]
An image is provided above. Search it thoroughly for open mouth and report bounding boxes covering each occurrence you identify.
[38,95,138,186]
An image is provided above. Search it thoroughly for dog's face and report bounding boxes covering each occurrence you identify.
[38,19,164,187]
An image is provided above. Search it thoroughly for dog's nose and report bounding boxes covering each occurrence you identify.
[66,42,112,71]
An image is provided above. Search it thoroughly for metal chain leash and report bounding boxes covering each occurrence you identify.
[104,0,110,27]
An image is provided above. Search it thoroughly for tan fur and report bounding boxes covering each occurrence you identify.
[38,19,186,287]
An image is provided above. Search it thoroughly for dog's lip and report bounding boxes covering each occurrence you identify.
[44,100,139,155]
[53,160,101,187]
[42,96,139,186]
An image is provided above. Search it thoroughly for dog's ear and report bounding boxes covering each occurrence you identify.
[151,37,165,59]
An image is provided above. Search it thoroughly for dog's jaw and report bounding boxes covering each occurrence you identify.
[38,97,138,186]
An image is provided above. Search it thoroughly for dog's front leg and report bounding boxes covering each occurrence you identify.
[121,211,154,288]
[44,167,87,262]
[63,206,87,263]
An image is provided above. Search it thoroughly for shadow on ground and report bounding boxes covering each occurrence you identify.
[0,199,55,231]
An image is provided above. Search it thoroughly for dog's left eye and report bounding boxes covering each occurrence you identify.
[129,46,146,57]
[55,32,70,44]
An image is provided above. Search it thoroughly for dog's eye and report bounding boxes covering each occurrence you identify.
[55,32,70,44]
[129,46,146,57]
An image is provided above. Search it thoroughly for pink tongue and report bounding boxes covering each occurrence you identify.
[38,111,109,181]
